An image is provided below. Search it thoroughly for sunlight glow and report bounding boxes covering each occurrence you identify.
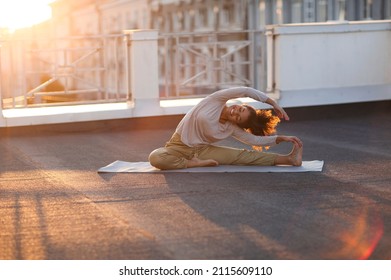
[335,205,384,260]
[0,0,54,32]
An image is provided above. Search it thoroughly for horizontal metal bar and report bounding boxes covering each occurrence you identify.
[30,47,102,53]
[25,98,127,108]
[25,68,106,75]
[33,89,100,96]
[1,34,127,43]
[27,77,58,96]
[159,29,264,37]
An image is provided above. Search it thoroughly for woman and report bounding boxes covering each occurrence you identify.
[149,87,303,170]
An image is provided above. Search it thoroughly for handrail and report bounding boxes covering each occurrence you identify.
[0,33,129,109]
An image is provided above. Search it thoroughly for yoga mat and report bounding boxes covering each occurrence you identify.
[98,160,324,173]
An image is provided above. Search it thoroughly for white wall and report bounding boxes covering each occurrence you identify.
[268,21,391,107]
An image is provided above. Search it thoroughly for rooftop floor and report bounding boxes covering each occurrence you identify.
[0,100,390,260]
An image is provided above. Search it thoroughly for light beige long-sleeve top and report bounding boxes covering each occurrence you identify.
[175,87,278,147]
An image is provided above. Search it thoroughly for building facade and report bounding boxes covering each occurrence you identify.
[48,0,391,36]
[259,0,391,26]
[49,0,150,36]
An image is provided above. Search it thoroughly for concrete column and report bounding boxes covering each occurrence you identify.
[0,60,5,126]
[123,29,161,115]
[0,103,5,127]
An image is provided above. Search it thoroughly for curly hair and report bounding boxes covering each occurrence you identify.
[237,105,280,151]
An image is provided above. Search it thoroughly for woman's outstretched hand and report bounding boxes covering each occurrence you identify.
[273,103,289,120]
[266,98,289,120]
[276,135,303,147]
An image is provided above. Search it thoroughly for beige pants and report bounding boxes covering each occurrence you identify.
[149,133,278,170]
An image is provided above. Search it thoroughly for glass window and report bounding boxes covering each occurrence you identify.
[258,0,267,27]
[386,0,391,19]
[303,0,316,22]
[292,0,303,23]
[196,7,208,29]
[316,0,328,21]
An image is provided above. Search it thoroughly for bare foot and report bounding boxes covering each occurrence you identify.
[186,157,219,168]
[289,144,303,166]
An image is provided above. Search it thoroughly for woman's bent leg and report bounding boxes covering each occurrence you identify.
[148,147,188,170]
[149,147,218,169]
[149,133,192,170]
[186,157,219,168]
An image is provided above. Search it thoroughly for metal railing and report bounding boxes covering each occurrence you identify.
[1,30,267,109]
[157,30,265,99]
[0,34,130,109]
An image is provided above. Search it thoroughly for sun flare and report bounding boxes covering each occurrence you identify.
[0,0,54,32]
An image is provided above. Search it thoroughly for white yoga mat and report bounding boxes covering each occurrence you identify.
[98,160,324,173]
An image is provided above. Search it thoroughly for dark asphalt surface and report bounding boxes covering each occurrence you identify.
[0,101,390,260]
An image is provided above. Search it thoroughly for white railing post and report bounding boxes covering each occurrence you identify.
[265,27,280,100]
[0,44,5,127]
[123,29,161,115]
[265,28,274,93]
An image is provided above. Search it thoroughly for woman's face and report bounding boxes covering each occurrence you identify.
[227,105,251,125]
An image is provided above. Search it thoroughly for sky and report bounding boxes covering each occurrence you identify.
[0,0,54,31]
